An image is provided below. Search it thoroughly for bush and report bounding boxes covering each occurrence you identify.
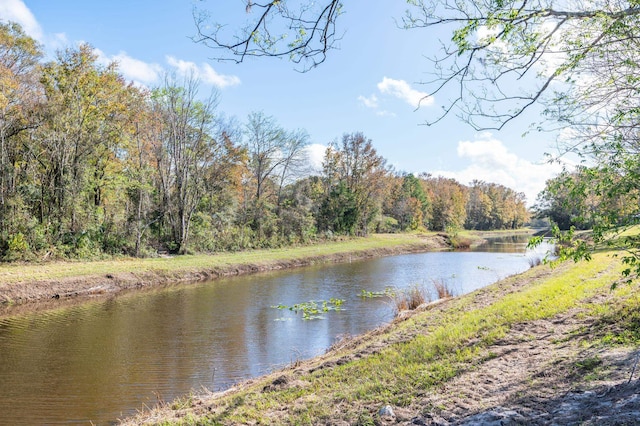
[4,232,30,261]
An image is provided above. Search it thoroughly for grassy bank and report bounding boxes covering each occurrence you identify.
[0,233,449,309]
[123,250,640,425]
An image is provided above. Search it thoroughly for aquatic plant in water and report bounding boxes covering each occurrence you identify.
[359,287,396,298]
[272,298,345,320]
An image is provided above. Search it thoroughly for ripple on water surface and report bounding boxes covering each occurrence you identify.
[0,236,553,424]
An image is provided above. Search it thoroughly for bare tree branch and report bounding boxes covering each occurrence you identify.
[403,0,640,130]
[192,1,343,71]
[193,1,640,133]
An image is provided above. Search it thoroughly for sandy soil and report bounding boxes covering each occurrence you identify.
[411,306,640,425]
[373,271,640,425]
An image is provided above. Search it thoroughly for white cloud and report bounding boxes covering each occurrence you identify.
[48,32,68,50]
[305,143,326,172]
[114,52,163,84]
[456,133,519,169]
[357,94,396,116]
[358,94,378,108]
[95,49,162,85]
[377,76,433,108]
[166,56,241,88]
[432,133,567,206]
[0,0,42,41]
[359,77,432,116]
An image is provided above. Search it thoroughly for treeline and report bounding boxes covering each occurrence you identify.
[535,166,639,231]
[0,22,529,260]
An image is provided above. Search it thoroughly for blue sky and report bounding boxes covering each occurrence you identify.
[1,0,569,205]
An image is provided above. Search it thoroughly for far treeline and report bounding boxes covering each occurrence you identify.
[0,22,529,261]
[535,167,638,232]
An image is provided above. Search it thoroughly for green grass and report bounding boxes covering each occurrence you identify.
[132,251,630,425]
[0,233,434,285]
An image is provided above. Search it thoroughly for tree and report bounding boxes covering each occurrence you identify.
[242,111,309,242]
[384,173,430,231]
[534,170,595,231]
[320,132,389,235]
[276,176,323,243]
[151,75,232,254]
[466,181,528,230]
[317,180,358,235]
[35,44,138,255]
[422,176,468,232]
[465,182,493,231]
[0,22,42,247]
[122,94,161,257]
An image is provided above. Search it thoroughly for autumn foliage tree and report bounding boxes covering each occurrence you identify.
[0,22,42,255]
[0,21,536,260]
[319,132,389,236]
[34,44,140,255]
[422,176,468,232]
[383,173,430,231]
[466,181,528,230]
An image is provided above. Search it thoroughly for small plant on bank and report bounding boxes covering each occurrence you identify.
[528,255,543,268]
[446,226,472,249]
[394,281,455,314]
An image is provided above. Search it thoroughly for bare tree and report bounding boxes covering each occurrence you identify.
[243,111,309,238]
[152,75,221,254]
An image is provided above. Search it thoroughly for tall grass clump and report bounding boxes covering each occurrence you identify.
[394,284,430,313]
[446,226,472,249]
[432,279,455,299]
[528,255,543,268]
[394,280,456,315]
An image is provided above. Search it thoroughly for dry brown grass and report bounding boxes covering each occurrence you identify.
[528,255,543,268]
[394,284,430,313]
[433,279,455,299]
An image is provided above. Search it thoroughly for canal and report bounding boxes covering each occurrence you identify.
[0,235,550,424]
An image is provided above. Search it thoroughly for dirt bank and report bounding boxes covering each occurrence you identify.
[0,234,449,318]
[122,255,640,425]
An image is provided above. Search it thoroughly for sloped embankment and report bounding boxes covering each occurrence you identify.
[123,252,640,425]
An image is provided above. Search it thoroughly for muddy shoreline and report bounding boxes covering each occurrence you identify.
[0,235,449,318]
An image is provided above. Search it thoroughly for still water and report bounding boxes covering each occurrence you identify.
[0,235,550,424]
